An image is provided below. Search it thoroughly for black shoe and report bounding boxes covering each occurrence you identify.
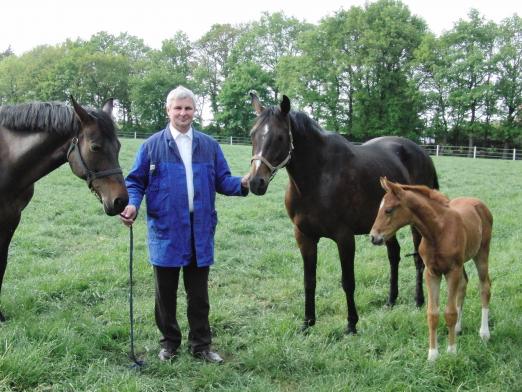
[192,350,224,364]
[158,348,177,361]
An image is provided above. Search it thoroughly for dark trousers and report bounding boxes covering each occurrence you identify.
[154,261,211,353]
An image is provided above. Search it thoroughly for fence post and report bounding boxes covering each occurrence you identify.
[473,146,477,159]
[230,136,233,145]
[436,145,439,157]
[514,148,516,161]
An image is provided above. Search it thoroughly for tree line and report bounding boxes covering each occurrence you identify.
[1,0,520,148]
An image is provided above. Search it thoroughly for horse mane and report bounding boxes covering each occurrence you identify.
[0,102,115,138]
[251,105,327,138]
[401,184,450,206]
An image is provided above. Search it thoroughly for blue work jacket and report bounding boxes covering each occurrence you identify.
[126,126,246,267]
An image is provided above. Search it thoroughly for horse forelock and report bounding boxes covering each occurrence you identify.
[0,102,116,139]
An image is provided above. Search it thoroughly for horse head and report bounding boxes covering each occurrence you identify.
[248,92,293,195]
[68,96,128,216]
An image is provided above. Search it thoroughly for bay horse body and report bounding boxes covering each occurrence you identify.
[370,178,492,360]
[0,98,128,321]
[247,94,439,333]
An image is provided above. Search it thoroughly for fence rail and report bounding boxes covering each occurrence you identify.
[118,131,521,161]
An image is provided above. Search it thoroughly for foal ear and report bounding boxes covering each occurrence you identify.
[102,98,114,116]
[250,91,264,115]
[280,95,291,115]
[70,95,94,124]
[380,176,390,192]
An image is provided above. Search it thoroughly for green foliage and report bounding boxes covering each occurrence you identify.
[0,140,521,391]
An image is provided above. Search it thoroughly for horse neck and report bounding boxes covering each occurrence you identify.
[285,116,330,189]
[404,191,451,244]
[3,129,73,193]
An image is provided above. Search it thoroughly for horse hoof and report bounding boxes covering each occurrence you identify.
[385,300,396,308]
[300,319,315,333]
[0,311,5,322]
[346,325,357,335]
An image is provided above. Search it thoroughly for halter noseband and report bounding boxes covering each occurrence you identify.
[67,137,123,188]
[251,118,294,181]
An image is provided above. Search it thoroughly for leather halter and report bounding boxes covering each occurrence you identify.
[251,119,294,181]
[67,137,123,188]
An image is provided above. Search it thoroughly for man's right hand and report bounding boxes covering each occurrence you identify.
[120,205,137,227]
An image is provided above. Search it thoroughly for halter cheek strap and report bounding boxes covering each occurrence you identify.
[67,137,123,188]
[251,119,294,181]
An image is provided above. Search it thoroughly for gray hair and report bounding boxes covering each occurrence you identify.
[165,85,196,108]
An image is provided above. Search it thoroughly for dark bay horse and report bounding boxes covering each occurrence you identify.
[370,178,492,360]
[0,97,128,321]
[248,94,439,334]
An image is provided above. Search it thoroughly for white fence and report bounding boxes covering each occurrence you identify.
[119,131,521,161]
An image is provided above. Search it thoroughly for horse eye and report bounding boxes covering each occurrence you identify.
[385,207,394,214]
[90,144,101,152]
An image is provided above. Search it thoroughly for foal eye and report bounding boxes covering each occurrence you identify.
[384,207,394,214]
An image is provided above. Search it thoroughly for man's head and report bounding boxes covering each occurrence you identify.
[166,86,196,133]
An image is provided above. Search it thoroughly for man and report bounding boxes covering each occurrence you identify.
[120,85,249,363]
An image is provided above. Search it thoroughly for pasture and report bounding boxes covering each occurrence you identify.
[0,139,521,391]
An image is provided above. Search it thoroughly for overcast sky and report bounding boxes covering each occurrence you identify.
[1,0,520,55]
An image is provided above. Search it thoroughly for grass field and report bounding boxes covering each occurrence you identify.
[0,139,521,391]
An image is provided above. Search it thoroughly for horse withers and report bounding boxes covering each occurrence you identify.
[248,93,439,334]
[0,97,128,321]
[370,178,492,360]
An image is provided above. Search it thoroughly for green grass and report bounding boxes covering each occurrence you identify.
[0,139,521,391]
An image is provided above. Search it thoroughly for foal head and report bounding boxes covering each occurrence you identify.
[68,97,128,216]
[248,93,293,195]
[370,177,415,245]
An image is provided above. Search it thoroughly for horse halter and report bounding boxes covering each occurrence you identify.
[251,118,294,181]
[67,137,123,188]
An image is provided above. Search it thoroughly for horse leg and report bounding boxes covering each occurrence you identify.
[0,218,21,322]
[444,267,462,354]
[295,227,318,331]
[385,236,400,307]
[337,234,358,334]
[426,269,441,361]
[474,245,491,340]
[411,227,425,307]
[455,268,468,335]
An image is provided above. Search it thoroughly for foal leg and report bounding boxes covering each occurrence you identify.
[410,227,425,307]
[337,234,358,334]
[455,268,468,335]
[445,267,462,354]
[295,227,318,331]
[426,269,441,361]
[474,248,491,340]
[385,236,400,307]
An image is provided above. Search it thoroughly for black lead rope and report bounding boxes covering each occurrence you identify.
[128,225,145,369]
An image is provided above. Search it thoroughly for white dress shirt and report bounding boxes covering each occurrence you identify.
[170,124,194,212]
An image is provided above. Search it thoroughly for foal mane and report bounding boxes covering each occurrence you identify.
[0,102,115,138]
[400,184,450,207]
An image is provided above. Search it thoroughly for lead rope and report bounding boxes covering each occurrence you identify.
[128,225,145,369]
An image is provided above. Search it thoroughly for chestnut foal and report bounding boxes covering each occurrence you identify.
[370,178,492,361]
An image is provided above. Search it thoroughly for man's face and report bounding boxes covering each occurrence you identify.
[167,97,195,133]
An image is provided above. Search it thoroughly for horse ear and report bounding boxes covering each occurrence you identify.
[280,95,291,115]
[387,180,405,199]
[102,98,114,116]
[250,91,264,115]
[70,95,94,124]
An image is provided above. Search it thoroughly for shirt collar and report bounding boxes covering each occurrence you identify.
[169,124,193,140]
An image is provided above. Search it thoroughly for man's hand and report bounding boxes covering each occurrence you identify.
[241,173,250,189]
[120,204,137,227]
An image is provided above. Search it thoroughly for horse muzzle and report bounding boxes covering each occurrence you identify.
[369,231,385,246]
[249,176,269,196]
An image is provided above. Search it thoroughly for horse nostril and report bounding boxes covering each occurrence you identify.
[114,197,127,212]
